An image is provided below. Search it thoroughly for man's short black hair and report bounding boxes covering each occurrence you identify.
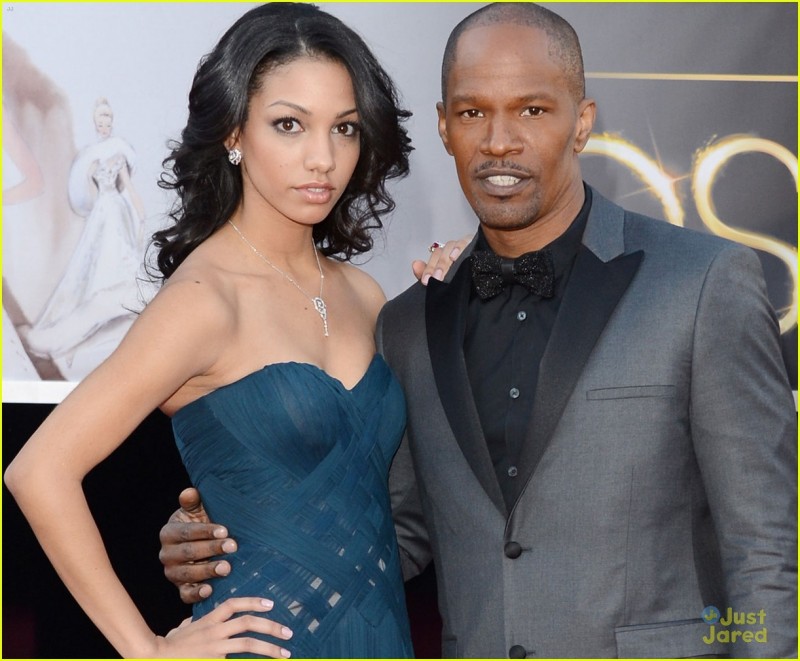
[441,2,585,104]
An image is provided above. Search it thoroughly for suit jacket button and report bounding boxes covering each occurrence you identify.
[509,644,527,658]
[504,541,522,559]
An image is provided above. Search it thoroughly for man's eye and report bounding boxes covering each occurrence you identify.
[522,107,545,117]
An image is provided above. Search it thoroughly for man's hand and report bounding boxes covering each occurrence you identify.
[159,488,237,604]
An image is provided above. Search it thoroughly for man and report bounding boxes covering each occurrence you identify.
[160,4,797,657]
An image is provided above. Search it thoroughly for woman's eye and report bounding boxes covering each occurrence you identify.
[333,122,360,137]
[273,118,301,133]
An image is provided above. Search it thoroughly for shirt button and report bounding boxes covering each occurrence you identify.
[507,465,518,477]
[509,387,520,399]
[516,311,527,321]
[504,541,523,559]
[509,645,527,658]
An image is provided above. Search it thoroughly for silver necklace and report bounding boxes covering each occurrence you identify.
[228,219,329,337]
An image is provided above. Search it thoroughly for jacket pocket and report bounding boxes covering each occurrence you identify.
[587,385,676,400]
[615,618,727,657]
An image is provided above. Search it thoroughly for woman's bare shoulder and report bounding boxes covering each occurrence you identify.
[142,250,238,348]
[334,260,387,307]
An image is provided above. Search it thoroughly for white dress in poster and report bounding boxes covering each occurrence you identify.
[21,99,146,380]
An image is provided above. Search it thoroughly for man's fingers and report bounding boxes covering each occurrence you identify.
[163,553,232,581]
[160,521,230,545]
[178,582,213,605]
[168,488,214,524]
[163,553,232,582]
[159,518,236,604]
[177,487,204,514]
[159,535,236,563]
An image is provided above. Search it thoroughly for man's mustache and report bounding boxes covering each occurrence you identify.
[474,161,533,176]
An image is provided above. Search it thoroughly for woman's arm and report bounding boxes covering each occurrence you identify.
[4,279,288,658]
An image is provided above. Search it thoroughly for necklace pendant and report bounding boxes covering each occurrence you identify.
[313,297,329,337]
[228,221,329,337]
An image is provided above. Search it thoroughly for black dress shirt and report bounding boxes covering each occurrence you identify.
[463,186,592,510]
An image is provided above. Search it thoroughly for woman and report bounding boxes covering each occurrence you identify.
[5,3,438,657]
[23,97,146,378]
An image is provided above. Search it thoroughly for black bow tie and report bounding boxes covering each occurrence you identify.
[470,248,555,300]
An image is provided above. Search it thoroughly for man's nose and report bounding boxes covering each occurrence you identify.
[480,116,523,156]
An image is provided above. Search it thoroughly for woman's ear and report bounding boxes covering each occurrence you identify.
[224,130,240,152]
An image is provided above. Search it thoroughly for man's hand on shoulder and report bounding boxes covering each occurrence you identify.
[159,487,237,604]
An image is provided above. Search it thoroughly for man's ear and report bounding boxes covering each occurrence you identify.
[436,102,453,156]
[574,98,596,153]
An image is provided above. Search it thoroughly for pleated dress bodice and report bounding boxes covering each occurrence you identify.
[172,355,413,658]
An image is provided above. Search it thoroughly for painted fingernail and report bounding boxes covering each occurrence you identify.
[281,648,292,658]
[433,268,444,281]
[421,274,430,285]
[260,599,274,609]
[199,585,212,598]
[450,247,462,260]
[282,627,293,639]
[222,540,237,553]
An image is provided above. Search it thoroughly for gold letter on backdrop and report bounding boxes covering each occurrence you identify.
[585,134,798,333]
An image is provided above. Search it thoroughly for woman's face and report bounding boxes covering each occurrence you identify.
[231,56,361,228]
[94,111,113,138]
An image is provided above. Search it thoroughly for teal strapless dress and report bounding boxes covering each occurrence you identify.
[172,355,413,658]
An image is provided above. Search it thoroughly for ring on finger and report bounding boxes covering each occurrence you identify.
[429,241,445,253]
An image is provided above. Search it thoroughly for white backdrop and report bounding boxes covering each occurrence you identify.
[2,2,796,401]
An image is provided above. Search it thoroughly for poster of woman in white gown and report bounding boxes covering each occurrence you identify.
[2,21,159,393]
[1,3,796,403]
[20,98,146,380]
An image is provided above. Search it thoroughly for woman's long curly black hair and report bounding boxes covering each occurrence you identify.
[153,2,412,280]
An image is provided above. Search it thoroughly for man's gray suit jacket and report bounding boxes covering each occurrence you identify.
[376,187,797,658]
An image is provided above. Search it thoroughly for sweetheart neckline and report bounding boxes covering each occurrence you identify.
[172,354,384,418]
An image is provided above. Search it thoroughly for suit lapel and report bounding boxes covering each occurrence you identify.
[512,191,643,508]
[426,259,507,515]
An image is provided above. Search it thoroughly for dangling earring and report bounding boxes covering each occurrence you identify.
[228,148,242,166]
